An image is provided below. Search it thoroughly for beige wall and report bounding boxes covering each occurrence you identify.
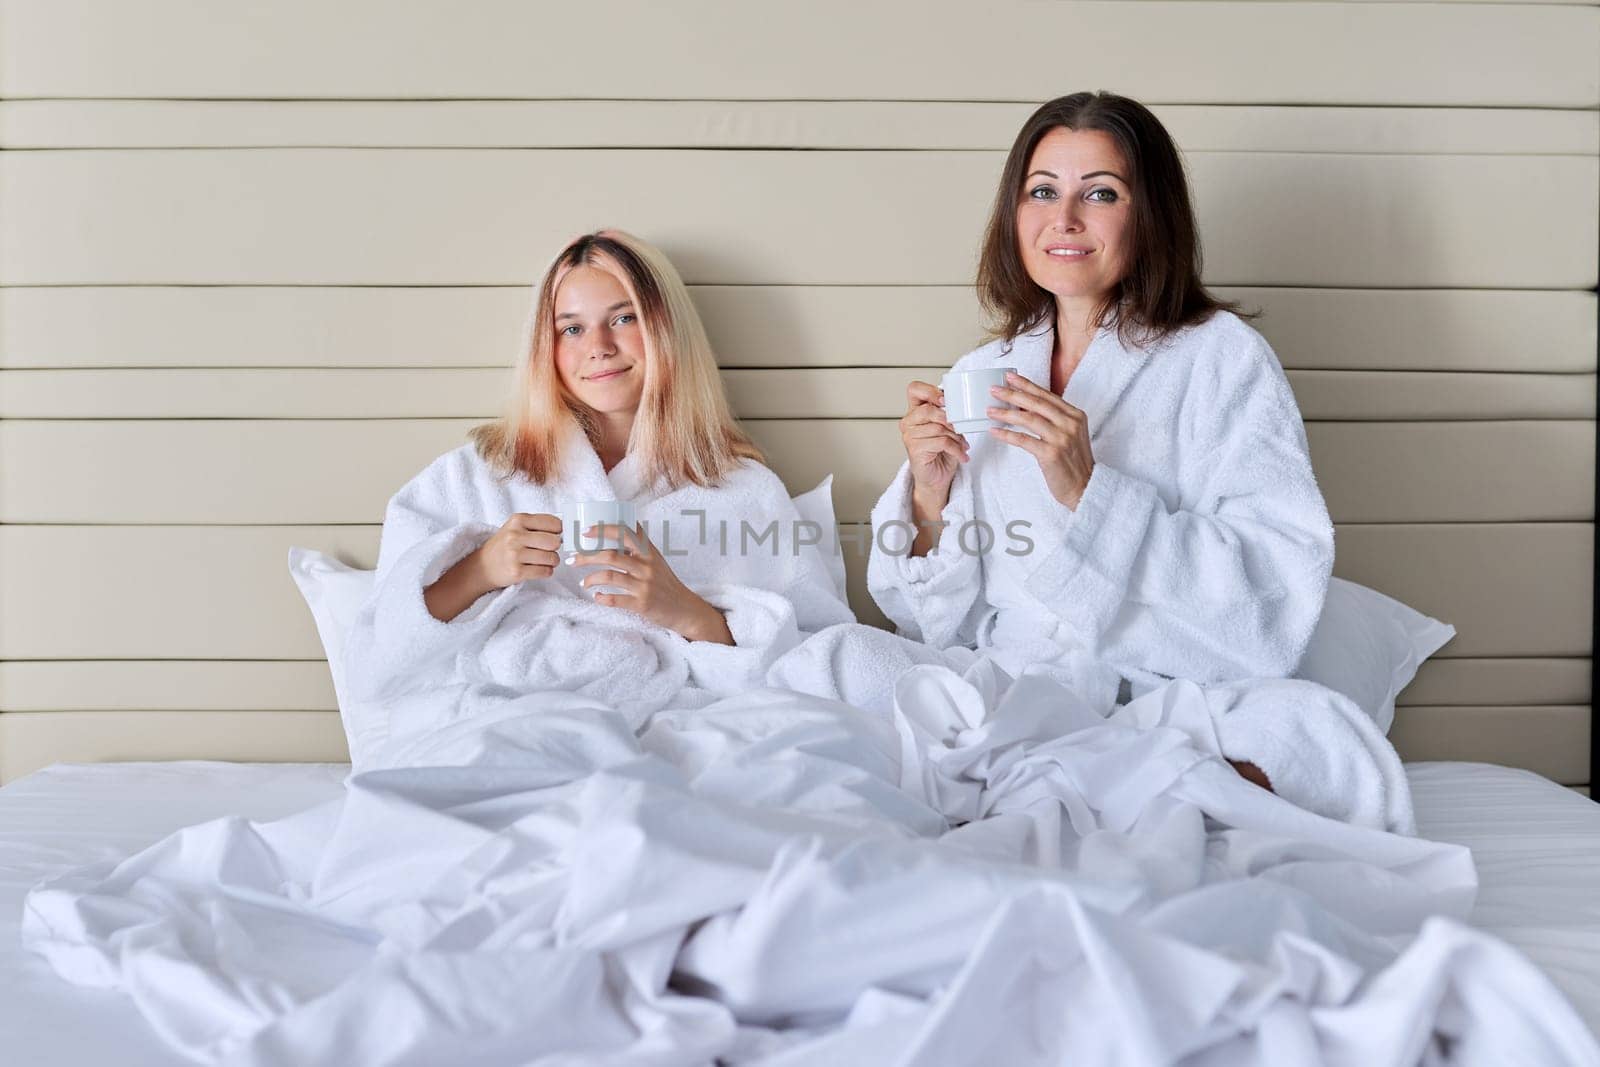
[0,1,1594,783]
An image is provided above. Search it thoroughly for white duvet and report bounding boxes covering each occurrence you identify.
[22,658,1599,1065]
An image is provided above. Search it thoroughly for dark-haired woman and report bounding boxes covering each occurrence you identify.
[867,93,1408,829]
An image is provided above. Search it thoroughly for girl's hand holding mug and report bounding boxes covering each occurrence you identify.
[475,512,564,588]
[573,523,734,645]
[423,512,561,622]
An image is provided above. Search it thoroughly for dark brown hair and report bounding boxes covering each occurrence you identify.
[976,92,1251,348]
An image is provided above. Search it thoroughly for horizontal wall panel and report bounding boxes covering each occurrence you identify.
[0,419,476,525]
[0,368,518,420]
[0,286,986,371]
[4,2,1594,106]
[1334,523,1593,659]
[3,100,1594,155]
[1191,154,1597,290]
[1307,421,1595,523]
[1400,658,1591,708]
[0,526,382,660]
[1,419,1589,526]
[1387,705,1590,785]
[4,287,1592,375]
[1236,289,1598,374]
[0,711,349,784]
[1287,372,1596,422]
[1,655,1583,714]
[0,523,1586,660]
[0,661,337,712]
[747,420,1592,526]
[4,151,1594,288]
[2,368,1594,422]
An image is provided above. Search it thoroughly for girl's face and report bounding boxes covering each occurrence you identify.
[552,265,648,417]
[1015,127,1134,310]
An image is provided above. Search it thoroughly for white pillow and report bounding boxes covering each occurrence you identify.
[287,547,376,716]
[1294,577,1456,734]
[291,541,1438,736]
[789,474,849,603]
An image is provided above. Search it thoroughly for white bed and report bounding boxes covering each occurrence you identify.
[0,763,348,1065]
[2,758,1596,1062]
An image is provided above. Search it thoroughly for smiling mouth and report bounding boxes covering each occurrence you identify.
[1046,249,1092,258]
[585,367,631,382]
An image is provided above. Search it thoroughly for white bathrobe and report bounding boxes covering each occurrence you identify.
[866,311,1412,831]
[343,426,854,769]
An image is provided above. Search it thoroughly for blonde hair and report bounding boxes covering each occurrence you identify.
[470,230,763,487]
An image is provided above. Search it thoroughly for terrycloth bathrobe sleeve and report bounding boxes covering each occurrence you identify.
[865,461,988,650]
[676,463,858,691]
[349,449,511,693]
[1027,333,1334,683]
[365,450,858,689]
[337,449,519,767]
[862,345,999,650]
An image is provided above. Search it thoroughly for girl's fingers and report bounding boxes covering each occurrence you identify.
[516,548,560,568]
[514,512,564,534]
[584,570,642,595]
[579,524,650,559]
[571,548,633,570]
[585,522,645,555]
[622,522,653,558]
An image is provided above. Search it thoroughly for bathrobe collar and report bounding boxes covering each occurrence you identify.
[984,320,1152,533]
[999,319,1152,431]
[556,420,650,503]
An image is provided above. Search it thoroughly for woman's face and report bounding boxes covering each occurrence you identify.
[1015,127,1134,310]
[552,264,648,417]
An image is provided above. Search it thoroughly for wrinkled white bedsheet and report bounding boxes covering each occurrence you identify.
[22,667,1600,1065]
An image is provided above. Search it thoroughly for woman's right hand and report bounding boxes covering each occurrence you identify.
[474,512,564,589]
[899,380,969,505]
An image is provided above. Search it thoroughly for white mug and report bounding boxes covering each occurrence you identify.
[941,366,1017,434]
[567,500,637,555]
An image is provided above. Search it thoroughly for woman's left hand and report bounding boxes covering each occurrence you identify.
[987,371,1096,509]
[573,524,735,645]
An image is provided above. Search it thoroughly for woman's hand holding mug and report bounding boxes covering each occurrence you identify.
[900,380,969,505]
[899,381,970,557]
[987,372,1096,510]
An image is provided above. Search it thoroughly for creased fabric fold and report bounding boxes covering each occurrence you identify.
[23,666,1596,1066]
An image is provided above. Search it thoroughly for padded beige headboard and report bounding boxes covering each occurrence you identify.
[0,2,1594,789]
